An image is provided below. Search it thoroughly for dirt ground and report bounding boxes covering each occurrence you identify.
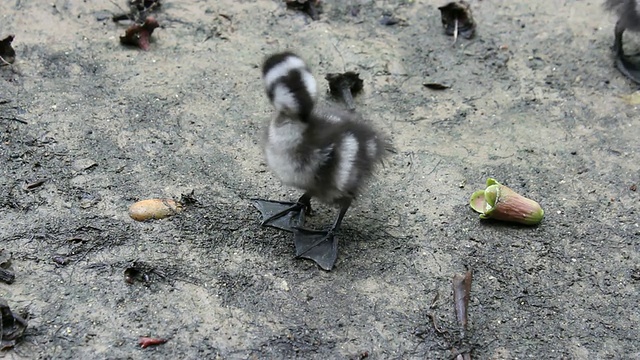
[1,0,638,359]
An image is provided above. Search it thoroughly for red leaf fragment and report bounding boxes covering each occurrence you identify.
[120,17,160,51]
[139,336,167,348]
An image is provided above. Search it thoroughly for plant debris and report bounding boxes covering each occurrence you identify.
[112,0,162,23]
[0,250,14,284]
[0,299,28,350]
[470,178,544,225]
[326,72,364,111]
[52,255,70,266]
[0,35,16,66]
[379,13,407,26]
[453,271,472,333]
[119,17,160,51]
[124,261,169,284]
[438,1,476,43]
[452,271,473,359]
[139,336,168,348]
[285,0,322,21]
[22,179,47,191]
[124,265,150,284]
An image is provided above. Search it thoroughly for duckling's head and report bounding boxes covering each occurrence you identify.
[263,52,318,121]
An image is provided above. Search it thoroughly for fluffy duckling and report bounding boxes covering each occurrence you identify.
[605,0,640,83]
[253,52,390,270]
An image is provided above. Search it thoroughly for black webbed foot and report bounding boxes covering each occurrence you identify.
[252,193,312,232]
[612,21,640,84]
[292,199,351,271]
[615,53,640,84]
[294,227,338,271]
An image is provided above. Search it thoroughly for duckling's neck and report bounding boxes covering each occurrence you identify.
[267,115,307,149]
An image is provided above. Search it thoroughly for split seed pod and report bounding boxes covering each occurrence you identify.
[469,178,544,225]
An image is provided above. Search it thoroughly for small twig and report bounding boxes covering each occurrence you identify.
[452,19,459,45]
[0,55,11,66]
[1,116,27,124]
[427,159,442,175]
[428,313,445,334]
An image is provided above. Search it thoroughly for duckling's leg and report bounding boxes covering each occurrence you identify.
[613,20,640,84]
[294,199,351,271]
[252,193,312,232]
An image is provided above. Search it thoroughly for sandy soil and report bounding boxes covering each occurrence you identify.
[1,0,639,359]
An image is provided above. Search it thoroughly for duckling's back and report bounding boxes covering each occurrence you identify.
[262,52,389,204]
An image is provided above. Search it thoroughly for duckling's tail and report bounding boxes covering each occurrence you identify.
[262,52,317,120]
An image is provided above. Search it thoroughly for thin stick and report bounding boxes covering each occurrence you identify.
[452,19,459,45]
[1,116,27,124]
[0,55,11,66]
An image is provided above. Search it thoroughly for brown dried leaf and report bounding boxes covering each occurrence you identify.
[453,270,472,331]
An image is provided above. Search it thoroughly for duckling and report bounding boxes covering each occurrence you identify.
[253,52,390,270]
[605,0,640,83]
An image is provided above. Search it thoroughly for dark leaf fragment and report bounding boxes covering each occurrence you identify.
[52,255,69,266]
[438,1,476,39]
[0,251,14,284]
[113,0,161,23]
[285,0,322,21]
[0,35,16,66]
[0,299,28,350]
[124,265,150,284]
[379,14,407,26]
[23,179,47,191]
[423,82,451,90]
[326,72,364,111]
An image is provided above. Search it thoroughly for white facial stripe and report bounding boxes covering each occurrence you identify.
[263,56,307,89]
[335,134,359,191]
[272,83,298,114]
[366,139,378,159]
[300,69,317,99]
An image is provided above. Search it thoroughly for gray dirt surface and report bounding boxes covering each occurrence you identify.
[1,0,639,359]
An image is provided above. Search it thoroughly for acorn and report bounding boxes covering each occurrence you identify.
[469,178,544,225]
